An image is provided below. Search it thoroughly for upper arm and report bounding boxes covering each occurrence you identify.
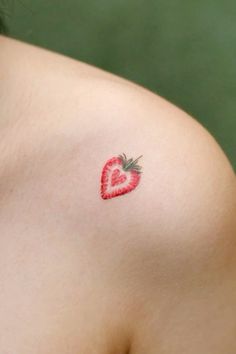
[73,78,236,353]
[104,89,236,353]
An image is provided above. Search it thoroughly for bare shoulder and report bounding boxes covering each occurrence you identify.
[0,35,235,354]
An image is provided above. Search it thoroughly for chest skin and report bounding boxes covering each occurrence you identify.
[0,218,131,354]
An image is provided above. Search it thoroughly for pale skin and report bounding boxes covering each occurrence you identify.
[0,35,235,353]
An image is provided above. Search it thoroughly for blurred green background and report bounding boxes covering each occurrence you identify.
[2,0,236,168]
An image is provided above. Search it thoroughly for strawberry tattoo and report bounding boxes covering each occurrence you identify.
[101,153,143,199]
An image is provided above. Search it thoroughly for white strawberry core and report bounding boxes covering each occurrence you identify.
[105,162,132,194]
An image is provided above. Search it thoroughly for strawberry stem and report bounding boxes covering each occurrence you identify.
[131,155,143,165]
[123,155,143,171]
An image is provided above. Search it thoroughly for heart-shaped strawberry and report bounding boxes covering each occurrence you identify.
[101,153,143,199]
